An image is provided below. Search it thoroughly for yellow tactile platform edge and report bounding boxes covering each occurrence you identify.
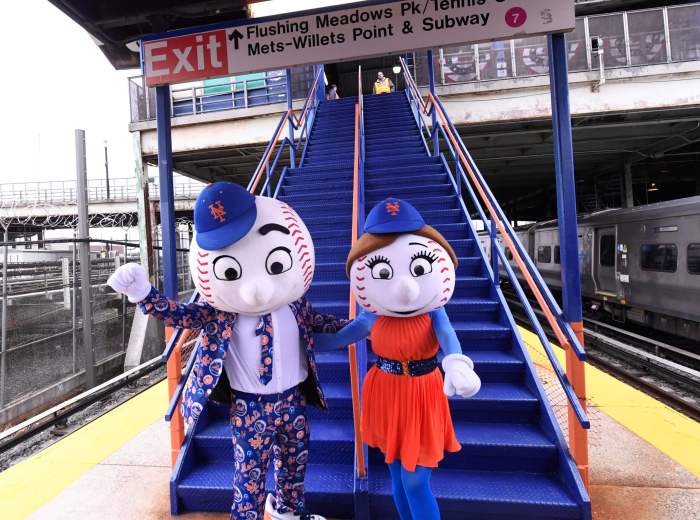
[518,326,700,477]
[0,380,167,520]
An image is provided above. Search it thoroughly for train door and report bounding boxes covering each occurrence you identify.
[594,227,617,295]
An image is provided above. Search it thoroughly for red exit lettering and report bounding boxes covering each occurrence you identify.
[144,30,228,86]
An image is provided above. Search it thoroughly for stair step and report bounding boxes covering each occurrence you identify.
[281,179,353,195]
[286,164,354,177]
[177,462,355,518]
[366,183,454,199]
[194,417,354,465]
[366,174,449,191]
[366,154,441,168]
[369,465,581,519]
[367,420,556,472]
[365,137,424,150]
[365,166,446,182]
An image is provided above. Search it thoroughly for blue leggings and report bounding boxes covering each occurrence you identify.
[388,461,440,520]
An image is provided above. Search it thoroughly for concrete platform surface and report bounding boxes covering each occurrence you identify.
[1,337,699,520]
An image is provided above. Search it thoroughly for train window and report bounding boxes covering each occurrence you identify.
[537,246,551,263]
[640,244,677,273]
[554,246,561,264]
[599,235,615,267]
[688,244,700,275]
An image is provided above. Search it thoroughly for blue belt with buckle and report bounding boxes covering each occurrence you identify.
[375,355,438,377]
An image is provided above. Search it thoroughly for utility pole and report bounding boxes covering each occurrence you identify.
[76,129,95,389]
[104,140,111,199]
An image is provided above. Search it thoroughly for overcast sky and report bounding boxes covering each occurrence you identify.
[0,0,362,186]
[0,1,138,184]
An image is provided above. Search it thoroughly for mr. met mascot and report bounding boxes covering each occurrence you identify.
[108,182,342,520]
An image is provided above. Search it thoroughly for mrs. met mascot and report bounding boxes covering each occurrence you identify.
[108,182,342,520]
[316,198,482,520]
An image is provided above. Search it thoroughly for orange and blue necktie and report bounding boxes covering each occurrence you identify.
[256,314,273,385]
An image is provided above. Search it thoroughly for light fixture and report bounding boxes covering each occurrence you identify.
[392,65,402,74]
[648,182,659,192]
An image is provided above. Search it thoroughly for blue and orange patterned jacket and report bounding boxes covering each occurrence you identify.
[139,287,345,426]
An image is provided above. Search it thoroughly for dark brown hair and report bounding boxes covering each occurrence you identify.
[345,225,458,276]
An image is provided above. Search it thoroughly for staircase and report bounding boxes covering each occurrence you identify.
[360,92,590,519]
[169,91,590,520]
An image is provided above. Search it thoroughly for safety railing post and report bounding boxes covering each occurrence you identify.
[489,219,499,286]
[427,50,439,157]
[548,33,589,488]
[285,69,297,170]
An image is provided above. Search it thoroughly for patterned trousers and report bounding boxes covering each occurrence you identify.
[229,386,309,520]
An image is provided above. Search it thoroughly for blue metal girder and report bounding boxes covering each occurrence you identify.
[548,34,583,323]
[155,85,178,299]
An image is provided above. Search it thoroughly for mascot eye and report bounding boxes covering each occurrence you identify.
[213,255,242,281]
[266,247,293,275]
[367,256,393,280]
[409,252,437,277]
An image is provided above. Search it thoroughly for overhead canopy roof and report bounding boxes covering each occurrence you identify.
[47,0,261,69]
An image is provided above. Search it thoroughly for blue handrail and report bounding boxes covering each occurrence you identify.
[162,66,325,421]
[399,58,589,429]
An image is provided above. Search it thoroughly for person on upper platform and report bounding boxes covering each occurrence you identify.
[373,71,394,95]
[326,84,340,100]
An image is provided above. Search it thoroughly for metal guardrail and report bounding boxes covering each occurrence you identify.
[406,4,700,87]
[129,66,317,122]
[0,178,204,206]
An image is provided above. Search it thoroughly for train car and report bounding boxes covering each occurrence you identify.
[480,196,700,341]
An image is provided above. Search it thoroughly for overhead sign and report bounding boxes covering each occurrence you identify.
[142,0,575,86]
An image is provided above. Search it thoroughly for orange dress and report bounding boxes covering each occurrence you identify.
[360,314,461,471]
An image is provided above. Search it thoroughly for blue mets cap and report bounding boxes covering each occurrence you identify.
[194,182,257,250]
[364,197,425,234]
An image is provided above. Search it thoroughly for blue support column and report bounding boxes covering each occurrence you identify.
[427,50,439,157]
[548,34,581,323]
[285,69,296,170]
[315,64,326,104]
[155,85,178,299]
[548,32,589,488]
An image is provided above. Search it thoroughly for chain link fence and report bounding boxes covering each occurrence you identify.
[0,225,195,430]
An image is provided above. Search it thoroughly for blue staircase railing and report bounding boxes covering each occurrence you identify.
[162,66,326,423]
[399,57,590,430]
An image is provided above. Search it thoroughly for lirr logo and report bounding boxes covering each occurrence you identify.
[144,30,228,86]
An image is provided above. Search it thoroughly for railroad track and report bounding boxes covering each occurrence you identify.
[502,286,700,422]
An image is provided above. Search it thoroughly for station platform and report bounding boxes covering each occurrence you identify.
[1,327,698,520]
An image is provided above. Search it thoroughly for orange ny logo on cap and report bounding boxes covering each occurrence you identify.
[209,200,227,223]
[386,200,400,216]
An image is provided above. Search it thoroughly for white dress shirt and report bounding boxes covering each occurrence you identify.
[223,304,308,395]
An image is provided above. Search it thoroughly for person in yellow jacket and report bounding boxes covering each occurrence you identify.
[373,71,395,95]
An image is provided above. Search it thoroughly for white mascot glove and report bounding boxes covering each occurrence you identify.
[107,263,152,303]
[442,353,481,398]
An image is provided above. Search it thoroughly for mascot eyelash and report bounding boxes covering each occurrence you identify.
[365,255,391,268]
[410,251,438,264]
